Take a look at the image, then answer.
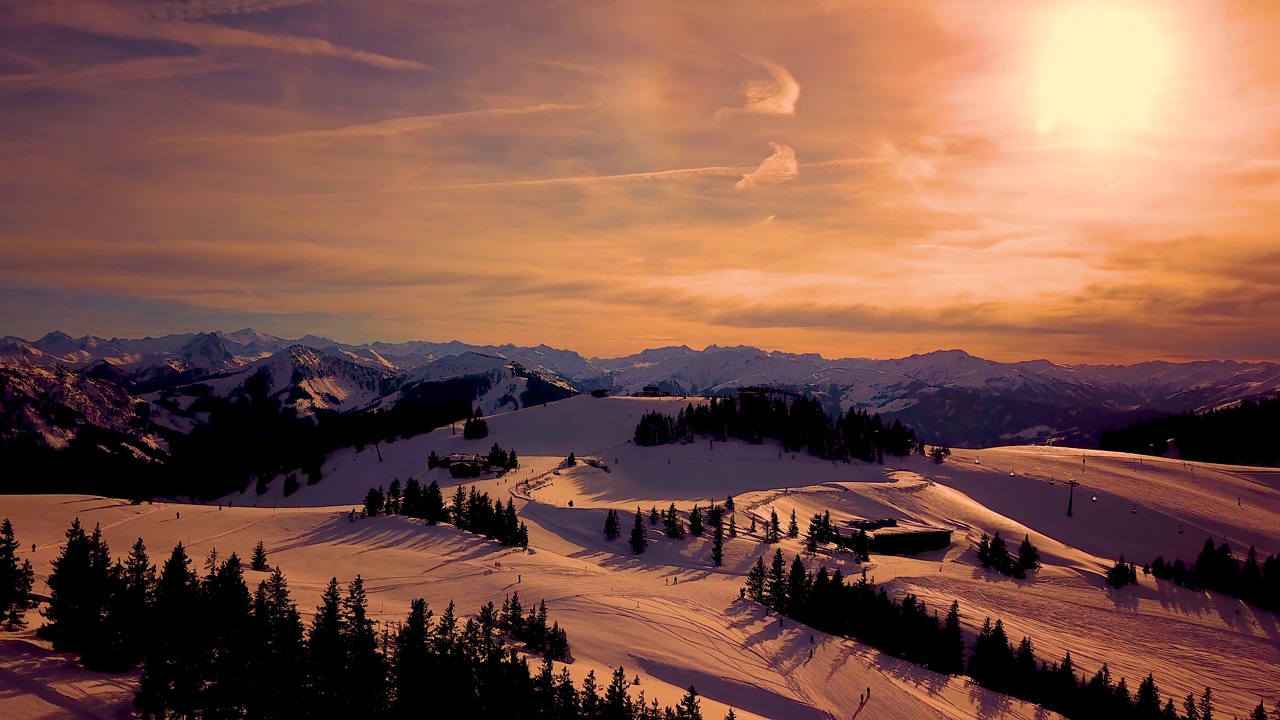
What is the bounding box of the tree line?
[363,481,530,549]
[1150,538,1280,614]
[14,517,750,719]
[741,550,1271,720]
[976,532,1040,579]
[1099,395,1280,466]
[634,396,918,463]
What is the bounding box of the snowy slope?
[192,345,397,417]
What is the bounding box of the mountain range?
[3,329,1280,453]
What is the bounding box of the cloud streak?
[716,55,801,118]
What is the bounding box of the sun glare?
[1037,4,1170,139]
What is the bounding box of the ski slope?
[2,397,1278,719]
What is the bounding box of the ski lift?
[1178,525,1184,534]
[1091,495,1098,503]
[1131,505,1138,514]
[1009,471,1016,476]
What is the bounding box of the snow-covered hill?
[192,345,399,417]
[0,363,161,454]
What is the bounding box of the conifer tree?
[787,509,799,539]
[765,549,787,609]
[1017,535,1040,573]
[749,516,757,534]
[711,521,724,567]
[745,556,766,601]
[1184,693,1201,720]
[1135,674,1162,718]
[725,496,735,513]
[603,666,632,720]
[342,576,387,716]
[768,509,780,543]
[1251,702,1269,720]
[940,600,965,675]
[251,540,269,572]
[649,506,660,525]
[675,686,702,720]
[629,509,647,555]
[423,480,446,524]
[136,543,202,719]
[1198,687,1214,720]
[247,568,305,720]
[785,555,808,615]
[604,510,621,542]
[0,519,34,630]
[117,538,155,667]
[201,553,253,719]
[306,578,346,716]
[689,505,704,537]
[728,515,737,538]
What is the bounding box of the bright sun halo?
[1037,4,1170,138]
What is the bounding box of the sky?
[2,0,1280,363]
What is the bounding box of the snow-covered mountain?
[5,328,1279,447]
[184,345,400,418]
[0,363,161,456]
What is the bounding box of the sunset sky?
[3,0,1279,362]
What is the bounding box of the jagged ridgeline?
[634,395,918,462]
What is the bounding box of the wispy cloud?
[716,56,801,118]
[736,143,799,189]
[10,3,426,71]
[248,104,595,143]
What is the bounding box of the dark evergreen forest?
[634,396,918,462]
[1099,396,1280,466]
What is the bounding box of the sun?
[1036,3,1171,138]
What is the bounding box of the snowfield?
[1,397,1277,719]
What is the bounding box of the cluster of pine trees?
[463,408,490,439]
[621,500,735,567]
[743,550,1270,720]
[966,617,1234,720]
[1106,557,1139,588]
[976,532,1040,579]
[31,520,746,719]
[1150,539,1280,613]
[634,397,918,463]
[1099,395,1280,466]
[362,481,529,548]
[0,519,35,629]
[744,550,964,675]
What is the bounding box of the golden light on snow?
[1036,3,1171,138]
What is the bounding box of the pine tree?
[689,505,704,537]
[603,666,632,720]
[765,549,787,610]
[423,480,446,524]
[247,568,305,720]
[201,553,253,719]
[804,514,821,555]
[728,515,737,538]
[0,519,34,630]
[725,496,735,513]
[785,555,808,615]
[768,509,780,543]
[787,509,799,539]
[342,576,387,715]
[40,519,112,657]
[306,578,346,716]
[1017,535,1040,573]
[711,521,724,567]
[629,509,647,555]
[1183,692,1201,720]
[649,506,660,526]
[604,510,621,542]
[1251,702,1269,720]
[1198,687,1214,720]
[115,537,155,667]
[675,686,702,720]
[1135,674,1162,718]
[940,600,965,675]
[136,543,202,719]
[745,556,766,601]
[251,540,269,572]
[749,516,757,534]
